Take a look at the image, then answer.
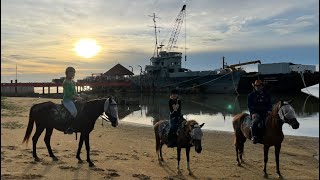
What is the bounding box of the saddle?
[51,101,85,130]
[244,115,267,140]
[158,118,187,146]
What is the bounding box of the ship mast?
[149,13,160,57]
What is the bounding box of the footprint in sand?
[2,146,17,150]
[105,155,128,160]
[1,173,44,179]
[91,167,104,172]
[58,165,79,171]
[104,169,120,178]
[132,173,151,180]
[131,155,139,160]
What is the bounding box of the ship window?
[161,62,164,66]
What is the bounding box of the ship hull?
[131,70,245,94]
[237,71,319,94]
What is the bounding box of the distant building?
[102,63,134,80]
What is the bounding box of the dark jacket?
[247,89,272,115]
[169,98,181,118]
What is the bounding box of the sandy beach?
[1,97,319,179]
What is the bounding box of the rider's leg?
[63,100,77,134]
[168,116,177,147]
[251,114,261,144]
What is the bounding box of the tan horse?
[232,100,300,178]
[154,119,204,175]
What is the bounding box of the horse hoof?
[89,162,95,167]
[278,174,283,179]
[34,157,41,162]
[189,172,194,176]
[263,173,268,178]
[78,160,84,164]
[52,157,58,161]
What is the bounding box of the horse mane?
[184,119,198,132]
[267,101,281,128]
[233,113,247,122]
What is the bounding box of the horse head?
[104,97,119,127]
[277,100,300,129]
[187,121,205,153]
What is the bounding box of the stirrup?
[64,128,74,134]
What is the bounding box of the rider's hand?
[75,96,83,101]
[252,114,257,119]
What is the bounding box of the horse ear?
[200,123,205,128]
[288,100,293,104]
[280,100,284,106]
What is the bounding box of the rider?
[63,67,83,134]
[168,89,182,147]
[247,79,272,144]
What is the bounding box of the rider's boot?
[167,129,176,148]
[64,116,75,134]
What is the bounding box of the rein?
[100,114,111,127]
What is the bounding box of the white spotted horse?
[154,119,204,176]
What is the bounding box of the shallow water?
[116,92,319,137]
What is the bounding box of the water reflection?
[116,93,319,137]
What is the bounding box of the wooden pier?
[1,81,132,95]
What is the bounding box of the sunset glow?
[73,39,101,58]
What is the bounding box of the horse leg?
[263,145,270,177]
[44,128,58,161]
[275,144,282,178]
[32,126,45,161]
[159,142,164,162]
[235,131,245,166]
[235,144,240,166]
[76,133,85,163]
[84,134,94,167]
[177,147,182,175]
[186,147,193,176]
[239,138,245,164]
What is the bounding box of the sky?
[1,0,319,82]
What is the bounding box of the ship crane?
[225,60,261,70]
[166,4,186,53]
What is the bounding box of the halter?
[190,124,203,141]
[278,103,295,124]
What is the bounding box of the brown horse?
[232,100,300,178]
[154,119,204,175]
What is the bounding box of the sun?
[73,39,101,58]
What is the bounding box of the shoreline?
[1,97,319,179]
[121,120,319,139]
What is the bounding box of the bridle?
[189,124,203,145]
[100,98,117,124]
[279,104,295,124]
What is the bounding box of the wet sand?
[1,97,319,179]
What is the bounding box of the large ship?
[237,62,319,94]
[130,5,246,94]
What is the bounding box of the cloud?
[1,0,318,82]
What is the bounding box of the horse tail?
[232,113,247,145]
[22,101,55,144]
[22,104,37,144]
